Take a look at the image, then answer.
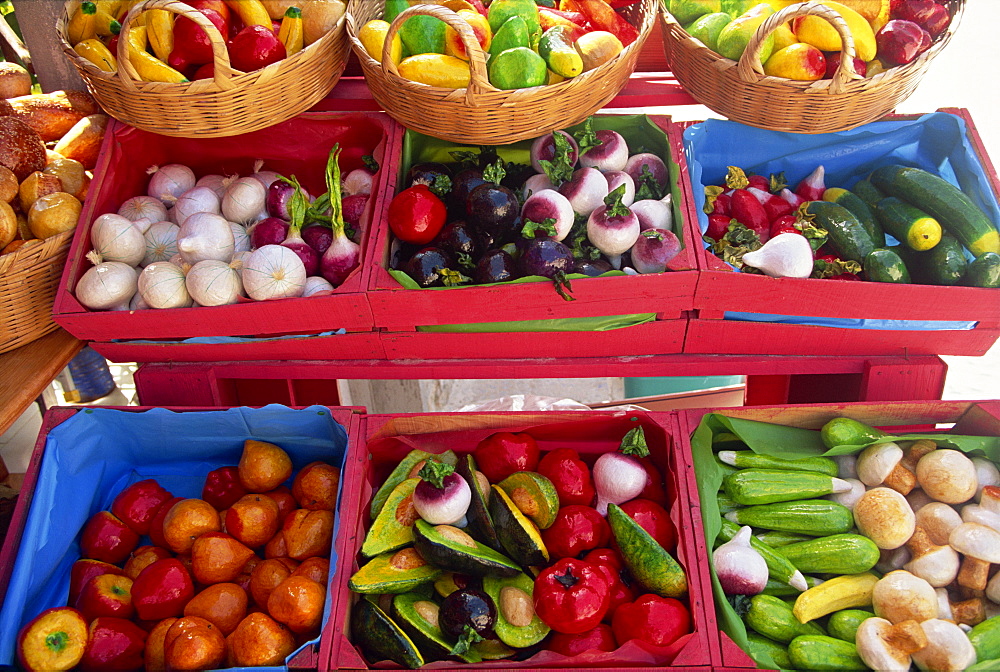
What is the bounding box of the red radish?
[523,173,556,197]
[779,188,806,209]
[794,166,826,201]
[587,185,639,269]
[249,217,289,249]
[302,223,332,254]
[342,194,369,234]
[770,214,800,238]
[707,214,734,240]
[747,186,794,221]
[630,229,681,274]
[530,130,579,174]
[711,192,732,216]
[521,190,575,242]
[579,130,629,172]
[604,171,635,207]
[319,144,360,286]
[747,174,770,192]
[267,179,310,220]
[559,167,609,217]
[623,153,668,192]
[730,189,770,242]
[342,167,374,197]
[631,199,672,231]
[412,459,471,525]
[593,427,650,516]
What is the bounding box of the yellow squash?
[793,572,879,624]
[278,6,305,56]
[224,0,272,28]
[398,54,471,88]
[73,38,118,72]
[145,8,174,61]
[126,25,188,83]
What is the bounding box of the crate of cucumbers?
[678,398,1000,671]
[326,410,717,669]
[668,108,1000,357]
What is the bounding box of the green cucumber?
[726,500,854,536]
[965,251,1000,288]
[716,491,740,515]
[776,534,880,575]
[756,530,813,547]
[716,450,838,477]
[537,26,582,78]
[826,609,874,644]
[824,187,885,247]
[870,164,1000,257]
[803,201,875,263]
[723,469,849,506]
[863,248,911,283]
[718,518,806,590]
[788,635,866,670]
[745,594,825,644]
[762,575,823,596]
[874,196,943,251]
[909,234,968,285]
[969,615,1000,662]
[852,178,885,210]
[608,503,687,598]
[747,631,791,669]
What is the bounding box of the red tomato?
[534,558,610,634]
[617,499,677,552]
[471,432,539,484]
[537,448,595,507]
[584,549,636,622]
[386,185,447,245]
[542,505,610,559]
[546,623,618,656]
[612,594,690,648]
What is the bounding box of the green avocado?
[608,503,687,598]
[412,519,521,578]
[497,471,559,530]
[392,592,483,663]
[351,598,424,669]
[488,485,549,568]
[455,455,503,551]
[349,548,442,594]
[362,478,419,558]
[482,572,550,648]
[371,450,457,519]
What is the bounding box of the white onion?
[172,186,221,225]
[168,252,186,268]
[131,217,153,235]
[139,262,192,309]
[76,254,139,310]
[118,195,168,223]
[242,244,306,301]
[129,292,149,310]
[230,222,251,252]
[250,159,281,190]
[302,276,334,296]
[231,250,252,278]
[143,221,180,266]
[186,259,243,306]
[147,163,196,206]
[90,213,146,267]
[222,177,267,224]
[196,173,237,199]
[177,212,235,264]
[342,168,374,197]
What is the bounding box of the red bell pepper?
[541,505,610,559]
[583,548,636,621]
[572,0,639,46]
[537,447,596,507]
[386,184,447,246]
[637,458,669,507]
[201,466,248,510]
[546,623,618,656]
[611,594,691,648]
[730,188,770,242]
[534,558,610,634]
[471,431,539,484]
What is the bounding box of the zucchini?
[719,518,806,590]
[909,234,968,285]
[537,26,583,78]
[803,201,875,263]
[756,530,813,547]
[747,631,791,669]
[824,187,885,247]
[726,500,854,536]
[788,635,866,670]
[863,248,911,283]
[762,575,824,597]
[965,251,1000,288]
[874,196,942,251]
[723,469,849,505]
[716,450,838,476]
[870,164,1000,256]
[776,534,880,575]
[826,609,875,644]
[969,615,1000,662]
[852,178,885,209]
[745,594,825,644]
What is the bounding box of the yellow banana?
[278,6,304,56]
[67,1,99,45]
[74,38,118,71]
[126,25,188,83]
[224,0,272,28]
[146,8,174,61]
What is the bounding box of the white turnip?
[522,173,555,198]
[604,171,635,206]
[586,185,639,269]
[630,228,681,274]
[530,130,579,174]
[624,153,668,195]
[558,167,608,217]
[631,199,673,232]
[520,190,574,242]
[579,130,628,172]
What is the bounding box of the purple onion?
[302,223,333,254]
[282,229,320,276]
[320,230,360,287]
[249,217,289,249]
[267,180,310,220]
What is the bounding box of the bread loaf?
[7,90,101,142]
[0,116,46,181]
[53,114,109,170]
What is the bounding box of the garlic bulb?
[118,195,168,223]
[138,262,192,309]
[76,254,139,310]
[90,213,146,267]
[186,259,243,306]
[742,232,814,278]
[177,212,235,264]
[714,526,769,596]
[143,221,180,266]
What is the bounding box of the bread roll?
[0,116,46,181]
[53,114,108,170]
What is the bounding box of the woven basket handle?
[116,0,240,92]
[739,2,861,94]
[381,3,496,105]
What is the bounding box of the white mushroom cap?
[903,528,960,588]
[916,449,978,504]
[855,487,916,550]
[914,502,963,546]
[950,522,1000,563]
[856,617,926,672]
[911,619,976,672]
[906,488,934,513]
[987,569,1000,605]
[858,442,916,494]
[961,502,1000,533]
[827,478,866,511]
[873,570,938,624]
[973,457,1000,502]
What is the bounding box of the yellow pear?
[716,4,776,62]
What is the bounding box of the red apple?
[69,559,124,605]
[824,51,868,79]
[78,616,147,672]
[202,466,248,511]
[17,607,89,672]
[896,0,951,37]
[132,558,195,621]
[123,545,173,580]
[79,511,140,565]
[148,496,184,549]
[876,19,929,66]
[76,574,135,622]
[110,479,174,536]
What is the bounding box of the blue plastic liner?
[684,112,1000,331]
[0,405,349,672]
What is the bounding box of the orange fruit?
[143,617,178,672]
[291,461,340,511]
[162,499,221,555]
[238,440,293,493]
[266,576,326,634]
[226,613,296,667]
[291,557,330,586]
[226,494,280,548]
[249,558,297,608]
[164,616,226,671]
[184,583,248,636]
[282,509,333,561]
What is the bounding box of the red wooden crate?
[52,112,402,360]
[667,108,1000,357]
[326,411,715,670]
[673,399,1000,668]
[363,115,701,335]
[0,404,364,672]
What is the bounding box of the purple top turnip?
[279,178,320,276]
[631,199,673,232]
[522,173,555,199]
[559,167,609,217]
[604,171,635,207]
[579,130,629,173]
[624,153,669,196]
[521,189,574,242]
[630,228,681,274]
[412,459,471,525]
[587,184,640,270]
[530,130,579,174]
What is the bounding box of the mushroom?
[877,547,912,574]
[988,600,1000,619]
[907,488,935,513]
[957,555,991,595]
[900,439,938,472]
[835,454,858,480]
[856,617,928,672]
[987,569,1000,604]
[981,485,1000,514]
[916,449,978,504]
[961,502,1000,532]
[855,487,916,550]
[872,570,939,624]
[827,478,866,510]
[934,588,987,627]
[903,527,960,587]
[915,502,963,546]
[973,458,1000,501]
[910,619,977,672]
[857,442,916,494]
[950,522,1000,563]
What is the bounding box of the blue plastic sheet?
[724,312,977,331]
[113,329,346,345]
[683,112,1000,331]
[0,405,349,672]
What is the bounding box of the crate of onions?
[52,112,397,362]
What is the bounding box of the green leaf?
[439,267,472,286]
[635,165,664,201]
[483,159,506,186]
[812,257,862,279]
[449,149,481,168]
[418,458,455,489]
[724,166,749,190]
[362,154,380,173]
[619,426,649,457]
[457,252,476,270]
[796,204,830,251]
[706,222,763,269]
[551,270,575,301]
[538,131,576,186]
[703,185,725,214]
[604,183,630,218]
[281,175,309,235]
[769,172,788,193]
[324,143,345,233]
[574,117,601,157]
[522,218,557,239]
[429,174,452,199]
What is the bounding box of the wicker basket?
[57,0,350,138]
[0,231,74,355]
[346,0,656,144]
[660,1,965,134]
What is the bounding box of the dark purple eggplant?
[390,238,421,270]
[574,258,613,277]
[436,219,480,259]
[519,238,576,301]
[449,168,486,213]
[404,247,468,287]
[408,161,452,185]
[466,183,520,244]
[440,588,496,655]
[474,249,516,284]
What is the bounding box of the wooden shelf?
[0,329,83,437]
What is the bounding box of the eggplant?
[449,168,486,213]
[404,247,455,287]
[466,183,520,245]
[474,249,516,284]
[408,162,452,187]
[390,238,421,270]
[436,220,481,260]
[574,258,613,277]
[439,588,497,641]
[518,238,574,279]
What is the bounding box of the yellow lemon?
[359,19,402,64]
[792,1,877,61]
